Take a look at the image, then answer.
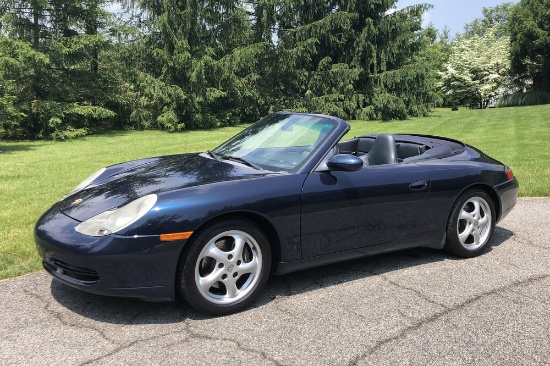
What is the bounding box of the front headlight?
[68,168,107,196]
[75,194,158,237]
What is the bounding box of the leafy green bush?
[372,93,408,121]
[0,93,26,138]
[496,91,550,108]
[29,101,116,139]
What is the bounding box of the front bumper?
[35,206,186,301]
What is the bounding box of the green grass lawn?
[1,105,549,280]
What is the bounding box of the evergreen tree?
[0,37,46,138]
[130,0,269,130]
[0,0,119,139]
[1,0,442,138]
[509,0,550,92]
[272,0,433,120]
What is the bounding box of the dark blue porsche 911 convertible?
[35,112,519,315]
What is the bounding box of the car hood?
[59,153,270,222]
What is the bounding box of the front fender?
[121,173,308,262]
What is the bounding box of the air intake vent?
[44,259,99,284]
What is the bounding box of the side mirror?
[327,154,363,171]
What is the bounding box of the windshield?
[213,113,337,172]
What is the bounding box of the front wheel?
[177,219,271,316]
[444,190,496,258]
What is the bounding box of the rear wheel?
[177,219,271,316]
[444,190,495,257]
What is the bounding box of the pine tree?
[509,0,550,92]
[271,0,433,120]
[1,0,118,139]
[130,0,269,130]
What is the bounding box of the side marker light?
[505,169,515,180]
[160,232,193,241]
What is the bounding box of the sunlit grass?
[1,104,549,279]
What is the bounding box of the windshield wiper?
[207,150,222,161]
[220,155,264,171]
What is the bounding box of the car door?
[300,163,430,258]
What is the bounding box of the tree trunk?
[33,5,39,49]
[86,4,99,73]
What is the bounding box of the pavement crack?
[264,277,297,316]
[270,297,297,317]
[78,330,189,365]
[507,288,549,305]
[363,270,449,310]
[499,260,525,270]
[347,273,549,366]
[161,335,192,348]
[184,320,283,365]
[513,235,549,250]
[23,289,118,346]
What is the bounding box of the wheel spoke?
[472,227,481,245]
[473,200,481,218]
[198,267,224,292]
[232,234,246,258]
[205,243,226,263]
[458,223,474,243]
[479,211,489,225]
[225,278,239,298]
[239,257,258,274]
[459,209,475,222]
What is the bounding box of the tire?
[177,219,271,316]
[444,190,496,258]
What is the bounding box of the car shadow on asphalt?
[49,226,513,323]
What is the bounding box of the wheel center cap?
[226,264,234,273]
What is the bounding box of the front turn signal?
[160,232,193,241]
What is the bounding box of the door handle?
[409,180,428,190]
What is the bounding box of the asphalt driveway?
[1,198,549,365]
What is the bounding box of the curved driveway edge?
[1,198,548,365]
